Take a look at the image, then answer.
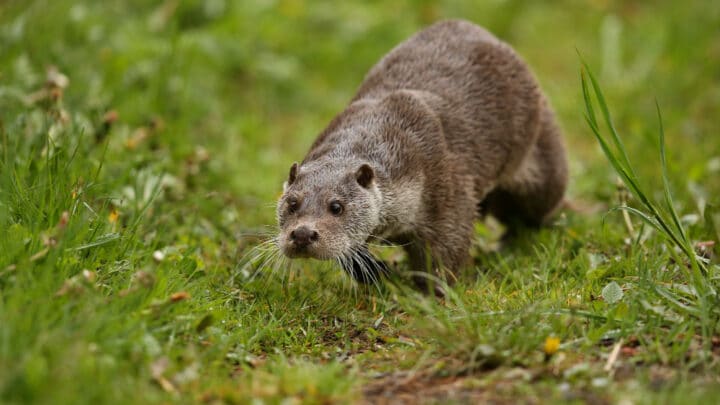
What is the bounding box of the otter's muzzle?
[289,226,319,249]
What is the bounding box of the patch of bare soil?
[360,370,549,405]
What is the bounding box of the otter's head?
[276,160,381,260]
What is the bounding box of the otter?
[275,19,568,287]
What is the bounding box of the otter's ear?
[284,163,298,191]
[355,164,374,188]
[287,162,298,185]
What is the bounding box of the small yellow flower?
[544,336,561,355]
[108,209,119,224]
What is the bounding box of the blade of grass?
[581,69,693,261]
[582,61,636,178]
[657,102,690,246]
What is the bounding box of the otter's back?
[353,19,544,180]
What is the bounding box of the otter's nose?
[290,226,319,248]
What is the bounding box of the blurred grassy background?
[2,0,718,224]
[1,0,719,403]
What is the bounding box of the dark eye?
[287,197,299,214]
[328,201,344,216]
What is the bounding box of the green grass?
[1,1,720,403]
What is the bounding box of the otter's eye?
[287,197,299,214]
[328,201,344,216]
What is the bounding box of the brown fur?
[276,20,568,285]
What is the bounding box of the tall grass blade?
[580,68,693,262]
[582,61,636,178]
[580,60,715,343]
[656,102,689,244]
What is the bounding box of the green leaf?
[602,281,624,304]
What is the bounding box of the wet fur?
[277,20,568,285]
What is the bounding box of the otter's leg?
[402,240,436,291]
[482,108,568,227]
[405,206,475,294]
[404,236,470,295]
[340,245,389,284]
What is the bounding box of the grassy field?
[1,0,720,403]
